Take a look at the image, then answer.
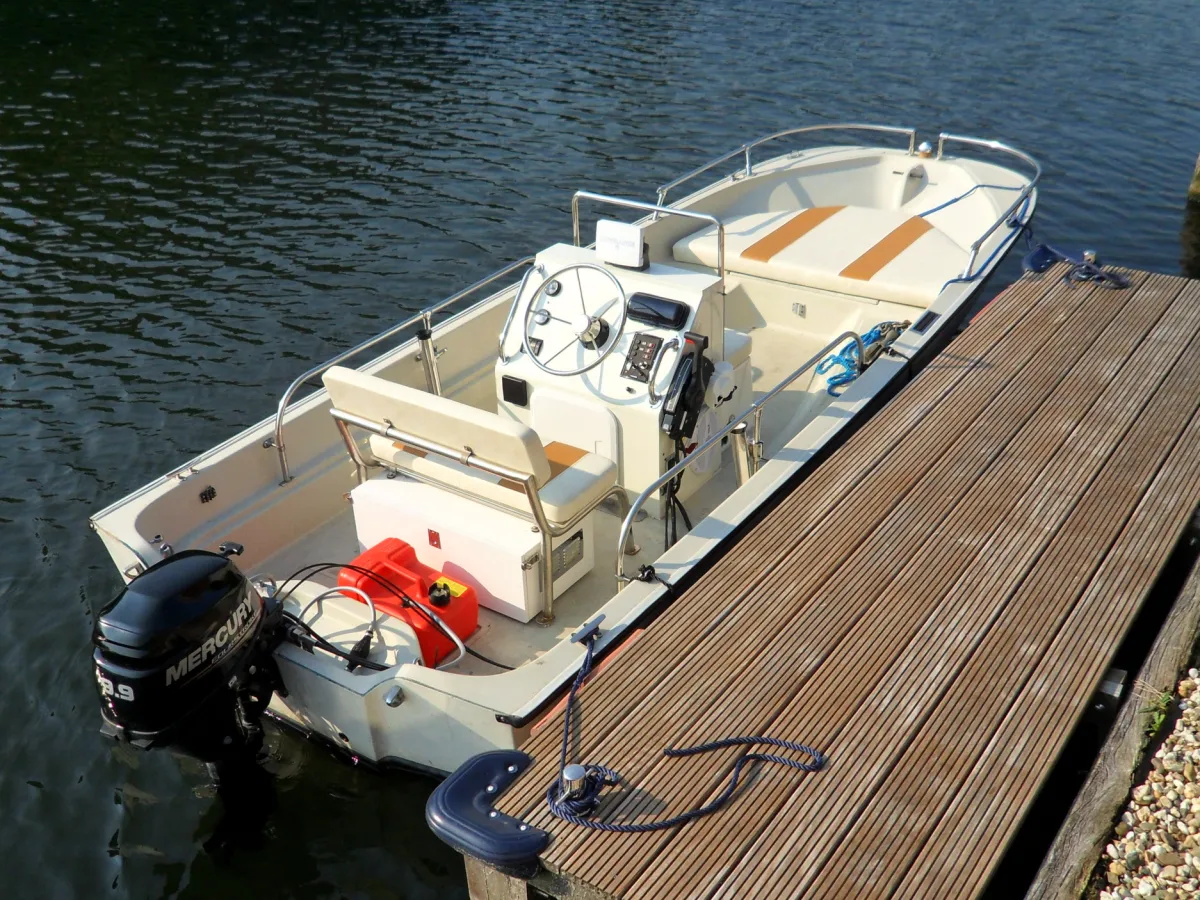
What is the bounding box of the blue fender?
[1022,243,1068,274]
[425,750,549,879]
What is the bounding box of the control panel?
[620,333,664,383]
[495,241,727,517]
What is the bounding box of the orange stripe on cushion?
[741,206,844,262]
[544,441,589,480]
[839,216,933,281]
[390,441,427,459]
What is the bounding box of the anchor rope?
[815,321,908,397]
[545,629,824,832]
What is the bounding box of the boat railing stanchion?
[935,132,1042,279]
[750,406,765,473]
[416,310,443,396]
[731,422,752,487]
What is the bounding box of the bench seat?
[322,366,618,525]
[673,205,970,307]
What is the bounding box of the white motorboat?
[89,126,1039,775]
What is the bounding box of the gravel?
[1099,670,1200,900]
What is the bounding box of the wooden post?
[463,856,531,900]
[1191,152,1200,204]
[1024,553,1200,900]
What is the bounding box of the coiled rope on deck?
[1021,243,1131,289]
[815,321,909,397]
[545,627,825,832]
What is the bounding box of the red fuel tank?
[338,537,478,667]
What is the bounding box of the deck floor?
[492,265,1200,899]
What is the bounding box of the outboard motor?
[92,542,285,767]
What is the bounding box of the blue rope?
[545,633,825,832]
[815,321,905,397]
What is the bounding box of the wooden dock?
[456,265,1200,899]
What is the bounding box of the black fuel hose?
[278,562,514,671]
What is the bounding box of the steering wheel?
[521,263,628,377]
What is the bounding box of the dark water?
[2,1,1197,897]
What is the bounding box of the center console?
[495,243,752,517]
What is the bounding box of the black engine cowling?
[92,546,284,763]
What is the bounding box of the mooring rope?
[545,628,824,832]
[1021,243,1131,289]
[815,321,908,397]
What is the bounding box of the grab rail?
[615,329,865,588]
[655,123,918,206]
[497,263,545,364]
[936,133,1041,278]
[271,256,536,484]
[571,191,726,280]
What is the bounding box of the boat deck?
[256,320,830,677]
[482,264,1200,899]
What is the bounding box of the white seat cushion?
[368,434,616,524]
[324,365,618,524]
[673,206,968,308]
[536,448,617,522]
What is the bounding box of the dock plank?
[637,272,1189,900]
[899,352,1200,896]
[485,266,1200,900]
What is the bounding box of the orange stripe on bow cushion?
[740,206,845,262]
[839,216,933,281]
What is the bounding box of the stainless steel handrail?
[615,329,865,588]
[936,133,1042,278]
[270,256,536,484]
[497,263,544,364]
[570,191,725,280]
[655,123,918,206]
[646,337,680,407]
[655,145,748,207]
